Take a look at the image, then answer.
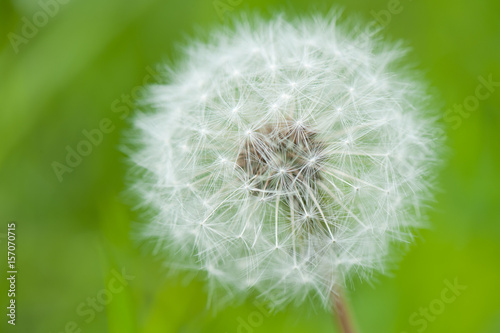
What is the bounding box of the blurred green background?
[1,0,499,332]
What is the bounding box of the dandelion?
[126,12,441,331]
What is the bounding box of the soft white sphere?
[128,13,440,309]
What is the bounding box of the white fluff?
[127,12,441,309]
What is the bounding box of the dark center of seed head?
[237,121,324,195]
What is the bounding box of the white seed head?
[127,13,441,309]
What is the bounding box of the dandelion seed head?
[127,12,441,309]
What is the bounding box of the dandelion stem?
[331,288,357,333]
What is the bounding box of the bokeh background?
[1,0,499,332]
